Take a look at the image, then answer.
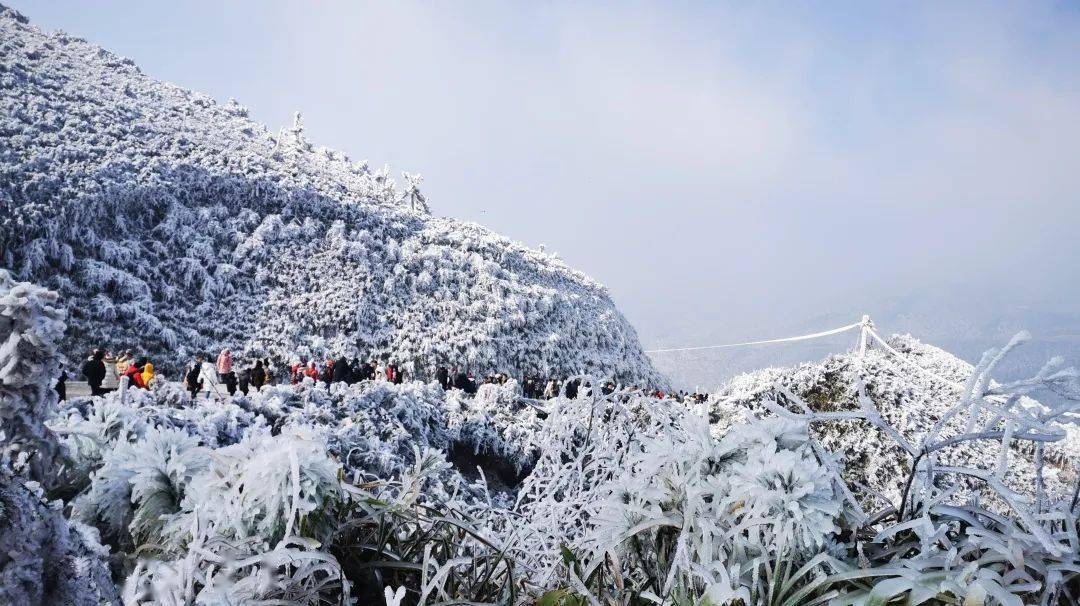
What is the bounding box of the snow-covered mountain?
[710,333,1079,508]
[0,5,666,385]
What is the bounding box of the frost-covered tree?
[399,171,430,214]
[0,268,65,485]
[0,269,118,605]
[0,468,121,605]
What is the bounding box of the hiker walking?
[251,360,266,392]
[565,378,579,399]
[115,350,132,378]
[141,361,155,389]
[55,369,67,402]
[543,378,558,399]
[123,357,147,389]
[82,349,107,396]
[332,356,352,384]
[348,357,364,383]
[387,363,402,384]
[185,356,204,399]
[217,348,236,395]
[262,358,274,385]
[238,364,251,396]
[322,359,335,387]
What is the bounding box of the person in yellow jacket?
[141,361,155,388]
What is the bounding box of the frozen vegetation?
[712,334,1080,514]
[2,4,1080,605]
[2,268,1079,604]
[0,5,665,386]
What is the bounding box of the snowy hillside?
[711,333,1080,507]
[0,5,665,385]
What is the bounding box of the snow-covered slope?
[711,334,1080,506]
[0,5,666,386]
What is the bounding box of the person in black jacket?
[55,369,67,402]
[435,366,449,390]
[82,349,107,396]
[453,368,469,391]
[347,358,363,384]
[185,356,204,399]
[453,369,477,394]
[251,361,266,391]
[332,357,352,384]
[358,360,374,382]
[565,378,580,399]
[238,365,251,396]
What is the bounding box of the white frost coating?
[27,328,1080,602]
[711,333,1080,508]
[0,467,121,605]
[0,268,66,484]
[53,378,542,603]
[0,270,118,605]
[4,4,1080,603]
[0,6,666,388]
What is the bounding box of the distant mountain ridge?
[0,5,666,385]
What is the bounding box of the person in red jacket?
[124,358,147,389]
[304,361,320,382]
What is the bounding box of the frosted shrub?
[573,414,841,601]
[0,467,121,605]
[722,420,840,551]
[52,396,150,498]
[122,527,349,605]
[327,445,518,604]
[120,429,349,604]
[508,387,689,590]
[73,427,209,549]
[168,427,342,549]
[445,380,543,477]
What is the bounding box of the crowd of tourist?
[79,349,155,396]
[78,346,711,404]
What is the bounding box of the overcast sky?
[12,1,1080,353]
